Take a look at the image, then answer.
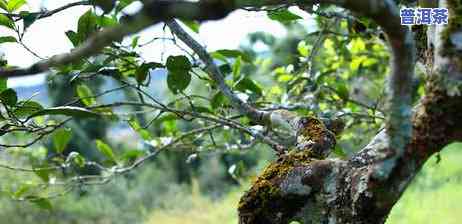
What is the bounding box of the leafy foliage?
[0,0,428,215]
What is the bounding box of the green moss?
[238,151,314,223]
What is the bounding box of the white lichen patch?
[280,168,312,195]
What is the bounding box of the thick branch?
[0,0,237,78]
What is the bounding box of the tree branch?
[166,20,270,125]
[0,1,91,20]
[0,0,237,78]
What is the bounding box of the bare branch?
[1,1,91,20]
[166,20,270,125]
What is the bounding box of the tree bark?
[238,0,462,223]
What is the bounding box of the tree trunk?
[238,0,462,223]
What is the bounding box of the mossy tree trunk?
[238,1,462,223]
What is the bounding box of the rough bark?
[237,0,462,223]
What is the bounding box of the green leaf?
[350,38,366,54]
[235,78,263,96]
[166,55,191,71]
[65,30,80,47]
[212,50,252,63]
[166,56,192,94]
[32,198,52,210]
[95,139,117,163]
[136,62,163,84]
[77,10,97,42]
[0,14,15,29]
[167,70,191,94]
[219,64,232,75]
[72,153,86,167]
[76,84,96,106]
[336,83,349,101]
[128,118,151,140]
[0,36,16,44]
[131,36,140,48]
[192,106,212,114]
[0,88,17,106]
[19,11,38,30]
[211,92,229,109]
[297,41,310,57]
[232,56,242,80]
[0,78,6,91]
[121,149,145,162]
[0,0,7,11]
[91,0,115,13]
[29,106,99,118]
[7,0,26,12]
[52,128,72,153]
[13,184,30,198]
[180,19,200,33]
[267,9,302,22]
[115,0,134,13]
[33,165,50,182]
[96,15,117,27]
[13,100,43,117]
[333,145,347,158]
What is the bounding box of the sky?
[0,0,312,87]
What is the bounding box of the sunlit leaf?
[297,41,310,57]
[76,84,96,106]
[0,0,7,11]
[267,9,302,23]
[7,0,26,12]
[96,15,117,27]
[0,14,15,29]
[52,128,73,153]
[95,139,117,163]
[13,184,30,199]
[128,118,152,140]
[232,56,242,81]
[350,38,366,54]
